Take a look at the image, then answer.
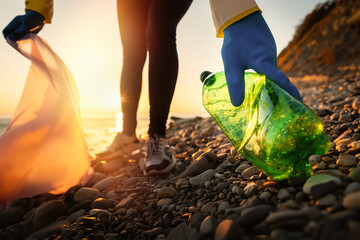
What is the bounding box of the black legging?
[117,0,192,137]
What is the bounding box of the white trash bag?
[0,34,91,203]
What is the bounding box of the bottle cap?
[200,71,212,83]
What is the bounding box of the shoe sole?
[95,142,143,160]
[140,155,176,176]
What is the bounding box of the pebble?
[315,194,337,207]
[74,187,104,203]
[344,182,360,195]
[343,191,360,209]
[349,167,360,181]
[235,163,250,174]
[167,223,201,240]
[244,182,257,196]
[67,209,86,223]
[92,176,116,191]
[218,201,230,211]
[277,188,291,201]
[214,219,239,240]
[158,187,178,198]
[115,196,134,209]
[179,151,217,178]
[302,174,342,199]
[237,205,272,228]
[200,216,217,236]
[337,153,357,167]
[157,198,172,207]
[91,198,113,209]
[189,169,215,187]
[241,166,259,179]
[201,203,217,213]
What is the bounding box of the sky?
[0,0,328,116]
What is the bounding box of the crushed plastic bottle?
[201,71,331,180]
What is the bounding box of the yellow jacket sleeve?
[209,0,260,38]
[25,0,54,23]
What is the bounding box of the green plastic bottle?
[201,71,331,180]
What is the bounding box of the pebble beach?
[1,74,360,240]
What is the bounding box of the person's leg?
[117,0,150,136]
[146,0,193,137]
[141,0,192,175]
[96,0,150,160]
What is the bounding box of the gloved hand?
[222,11,302,107]
[3,10,45,41]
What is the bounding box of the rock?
[201,202,217,213]
[343,191,360,209]
[200,216,217,236]
[145,227,164,236]
[241,166,259,179]
[266,210,304,224]
[26,220,70,240]
[85,171,106,187]
[302,174,342,199]
[315,194,337,207]
[235,163,250,174]
[237,205,272,228]
[337,153,357,167]
[350,140,360,149]
[214,219,239,240]
[91,198,113,209]
[344,182,360,195]
[102,160,123,173]
[157,198,172,207]
[218,201,230,211]
[167,223,201,240]
[67,209,86,222]
[277,188,291,201]
[189,212,204,227]
[259,192,272,201]
[176,178,190,188]
[74,187,104,203]
[309,155,321,166]
[92,176,116,191]
[0,206,26,228]
[189,169,215,187]
[179,152,217,178]
[24,200,68,234]
[352,97,360,110]
[115,196,134,209]
[244,182,257,196]
[89,209,109,216]
[301,206,322,220]
[349,167,360,181]
[158,187,178,198]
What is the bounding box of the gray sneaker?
[96,133,143,160]
[140,135,176,175]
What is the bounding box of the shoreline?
[1,75,360,240]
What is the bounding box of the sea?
[0,113,209,156]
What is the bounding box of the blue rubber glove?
[222,11,302,107]
[3,10,45,41]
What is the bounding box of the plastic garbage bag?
[0,34,91,203]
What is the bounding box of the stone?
[167,223,201,240]
[24,200,68,233]
[277,188,291,201]
[337,153,357,167]
[26,220,70,240]
[235,163,250,174]
[201,202,217,213]
[200,216,217,236]
[158,187,178,198]
[218,201,230,211]
[350,140,360,149]
[302,174,342,199]
[115,196,134,209]
[237,205,272,228]
[344,182,360,195]
[214,219,239,240]
[244,182,257,196]
[85,171,106,187]
[241,166,259,179]
[349,167,360,181]
[189,169,215,187]
[352,97,360,110]
[315,194,337,207]
[259,191,272,201]
[176,178,189,188]
[189,212,204,227]
[91,198,113,209]
[343,191,360,209]
[309,155,321,166]
[179,151,217,178]
[67,209,86,222]
[157,198,172,207]
[102,160,123,174]
[74,187,104,203]
[266,210,304,224]
[92,176,116,191]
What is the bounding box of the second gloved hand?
[221,11,302,107]
[3,10,45,41]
